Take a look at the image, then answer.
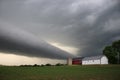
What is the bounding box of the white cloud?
[49,42,79,55]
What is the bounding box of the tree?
[55,63,64,66]
[33,64,40,67]
[45,63,51,66]
[103,40,120,64]
[41,64,44,67]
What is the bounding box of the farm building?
[67,58,72,65]
[72,57,83,65]
[67,57,83,65]
[82,55,108,65]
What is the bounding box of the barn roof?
[82,55,105,60]
[72,57,84,60]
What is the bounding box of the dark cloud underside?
[0,0,120,58]
[0,27,74,59]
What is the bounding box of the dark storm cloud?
[0,26,74,59]
[0,0,120,57]
[77,1,120,56]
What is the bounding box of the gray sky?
[0,0,120,65]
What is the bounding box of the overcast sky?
[0,0,120,65]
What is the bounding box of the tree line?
[103,40,120,64]
[19,63,65,67]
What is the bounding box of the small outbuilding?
[82,55,108,65]
[72,57,83,65]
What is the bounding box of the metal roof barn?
[82,55,108,65]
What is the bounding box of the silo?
[67,58,72,65]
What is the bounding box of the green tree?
[55,63,64,66]
[103,40,120,64]
[45,63,51,66]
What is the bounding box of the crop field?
[0,65,120,80]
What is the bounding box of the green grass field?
[0,65,120,80]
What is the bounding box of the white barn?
[82,55,108,65]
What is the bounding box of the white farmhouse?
[82,55,108,65]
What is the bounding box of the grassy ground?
[0,65,120,80]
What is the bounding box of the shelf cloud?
[0,0,120,59]
[0,26,74,59]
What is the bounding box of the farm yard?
[0,65,120,80]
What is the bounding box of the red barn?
[72,57,83,65]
